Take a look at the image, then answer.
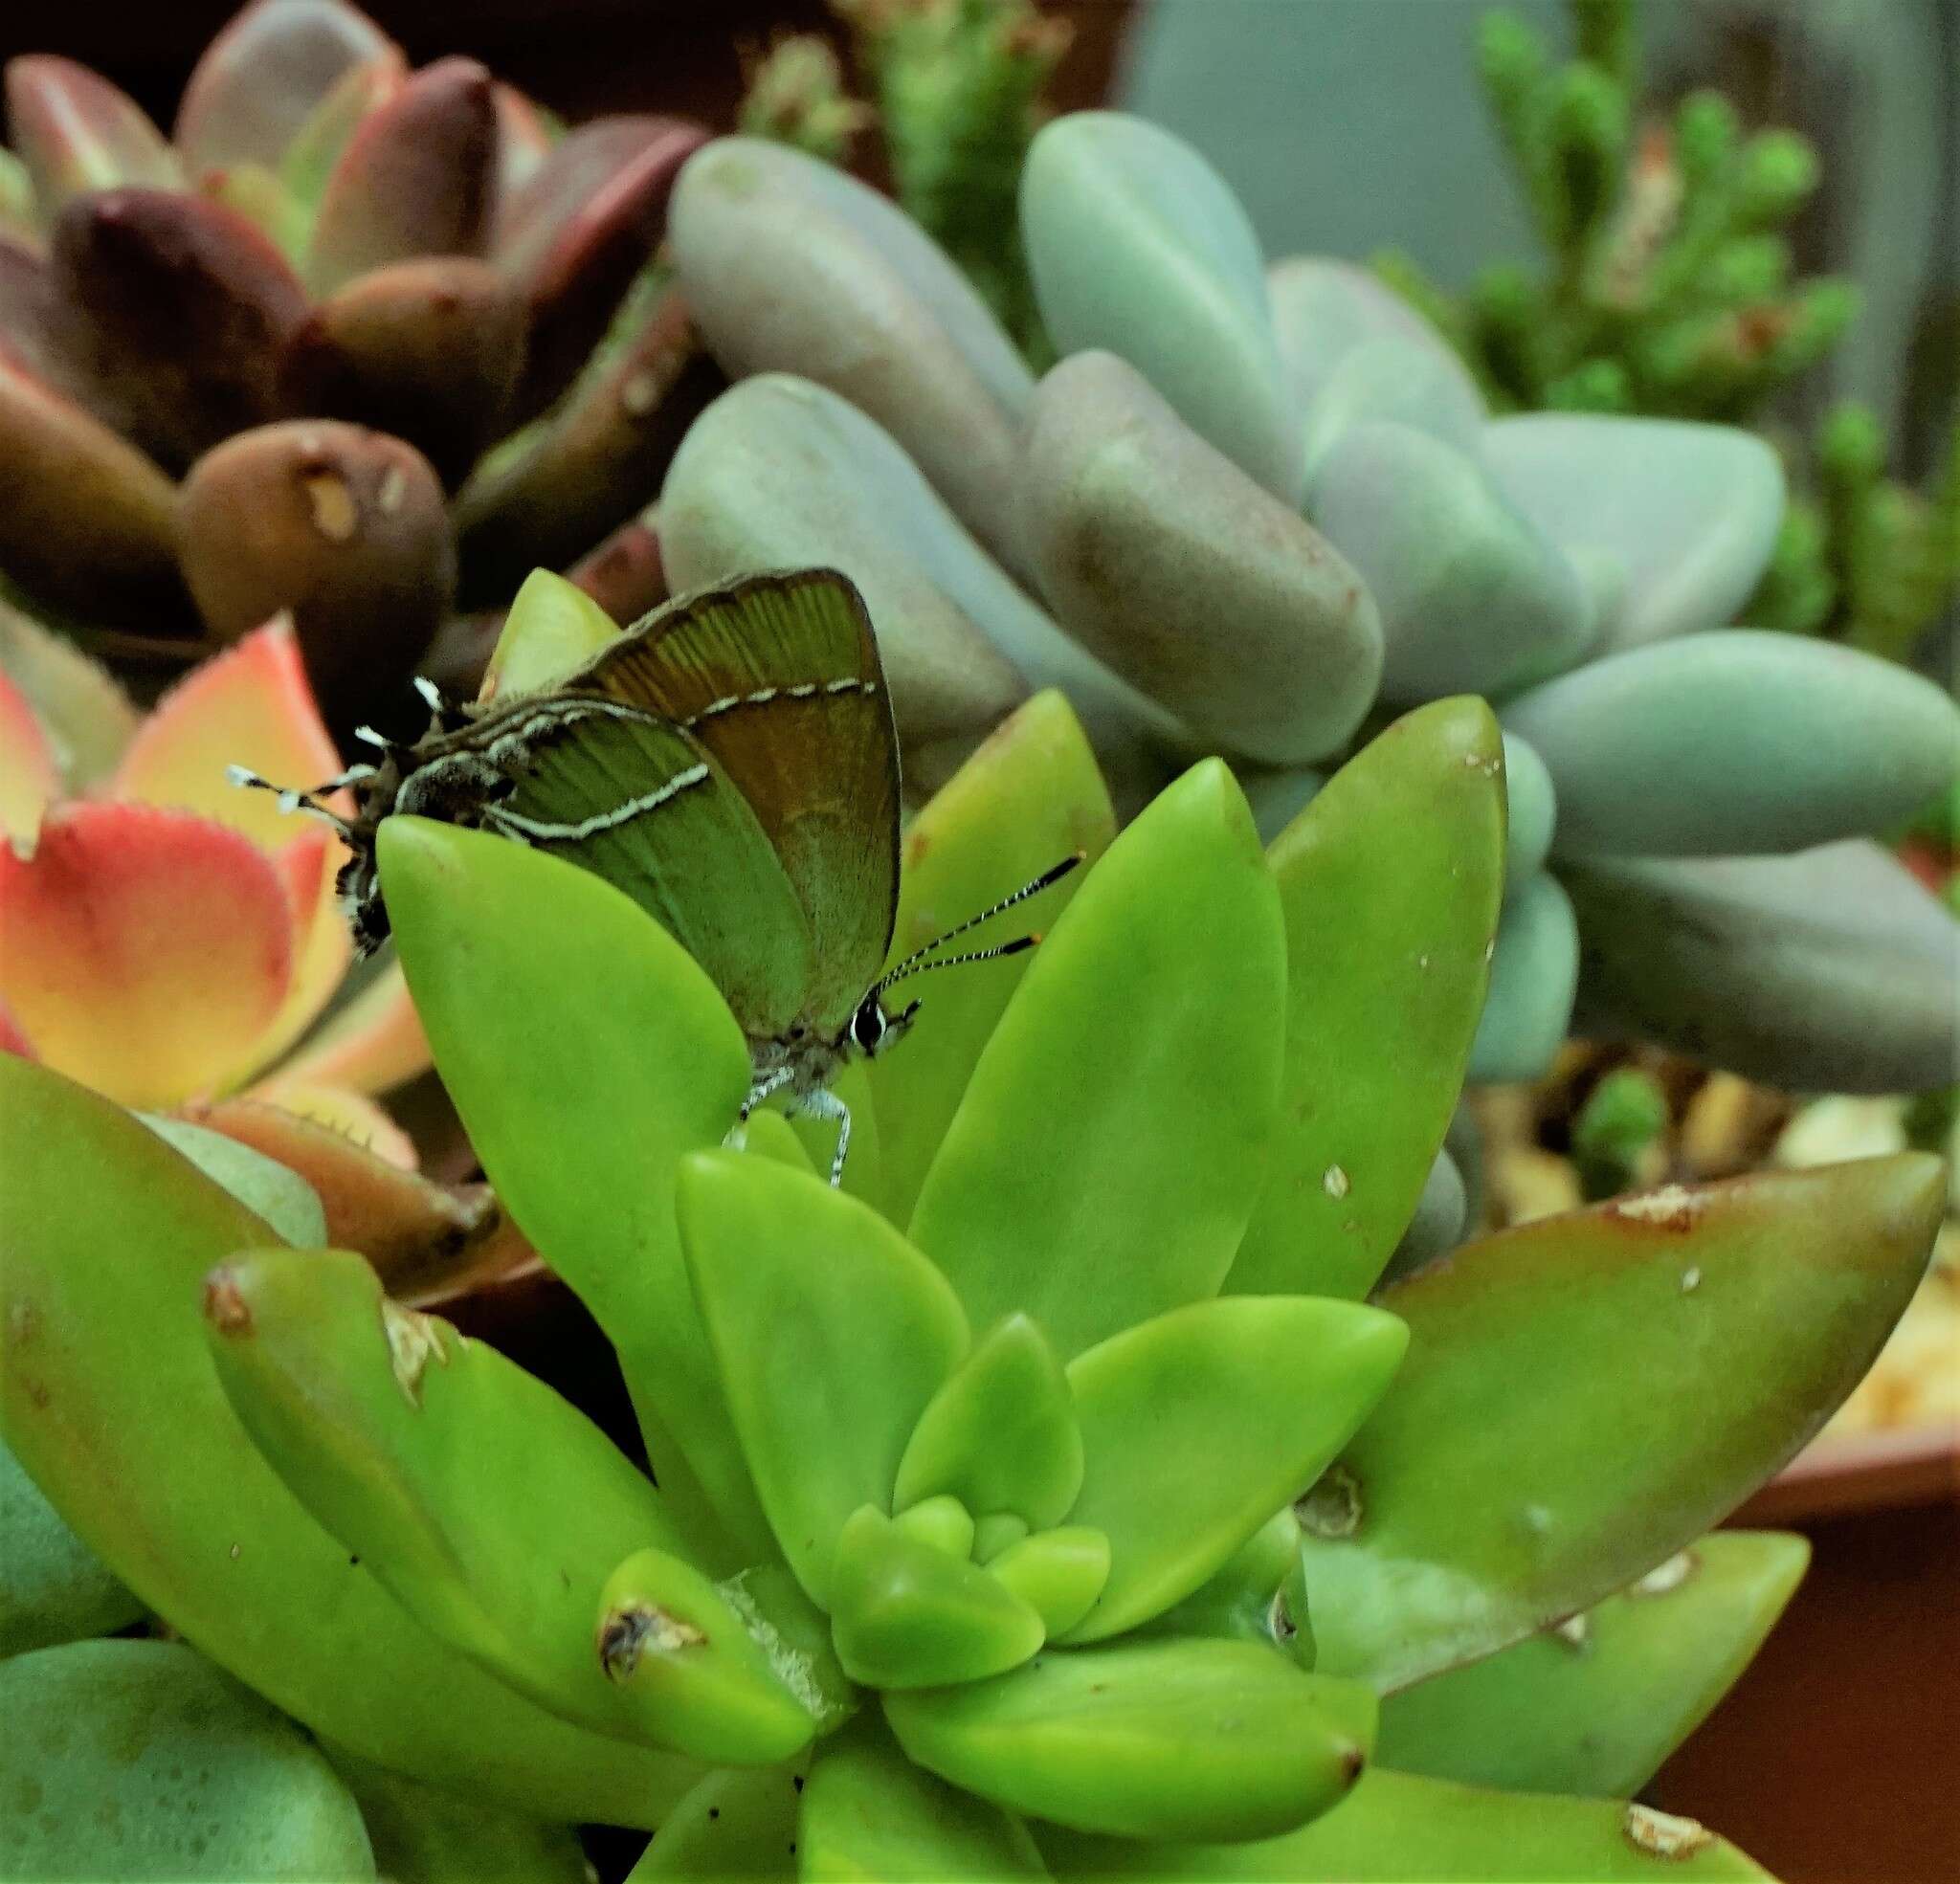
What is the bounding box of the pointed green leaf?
[677,1152,969,1607]
[1,1433,143,1656]
[1038,1768,1769,1878]
[885,1639,1377,1843]
[742,1107,816,1175]
[802,1718,1051,1881]
[911,761,1285,1359]
[484,566,621,700]
[1228,698,1504,1298]
[719,1559,857,1738]
[869,692,1115,1223]
[203,1245,698,1746]
[828,1505,1044,1689]
[1060,1297,1406,1642]
[0,1059,700,1826]
[597,1547,817,1764]
[1302,1157,1943,1692]
[894,1314,1083,1530]
[1378,1530,1809,1796]
[987,1528,1111,1639]
[0,1640,373,1881]
[378,816,761,1568]
[892,1494,978,1561]
[975,1514,1032,1562]
[628,1763,805,1881]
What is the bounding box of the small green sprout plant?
[3,677,1943,1877]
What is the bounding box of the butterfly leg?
[793,1085,853,1187]
[724,1064,795,1152]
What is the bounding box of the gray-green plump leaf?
[1377,1530,1809,1798]
[1022,111,1301,503]
[1566,840,1960,1093]
[1,1433,144,1657]
[1468,873,1579,1085]
[1482,415,1786,649]
[670,137,1035,573]
[1038,1768,1770,1878]
[1021,351,1382,766]
[1501,732,1557,891]
[139,1114,326,1249]
[1300,337,1487,480]
[0,1639,374,1881]
[1503,632,1960,857]
[1309,420,1594,699]
[1267,256,1459,420]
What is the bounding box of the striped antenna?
[225,763,368,837]
[874,852,1082,996]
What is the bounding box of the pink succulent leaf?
[198,161,311,262]
[175,0,398,176]
[0,801,297,1109]
[109,615,345,852]
[4,55,182,215]
[0,667,60,844]
[276,958,430,1097]
[249,1074,416,1169]
[304,55,498,296]
[566,509,667,627]
[51,188,309,470]
[493,115,707,420]
[0,595,141,789]
[0,356,189,628]
[278,255,525,484]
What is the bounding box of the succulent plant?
[656,109,1959,1097]
[0,0,713,720]
[3,683,1943,1874]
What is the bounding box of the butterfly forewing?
[485,702,815,1042]
[573,570,901,1033]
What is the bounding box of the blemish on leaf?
[597,1603,707,1681]
[1323,1164,1350,1200]
[228,1542,240,1561]
[1550,1613,1590,1651]
[7,1299,40,1347]
[1609,1184,1703,1231]
[1681,1266,1703,1293]
[1296,1463,1363,1539]
[202,1272,252,1336]
[1623,1803,1714,1860]
[377,465,407,516]
[301,466,357,542]
[380,1298,448,1406]
[621,370,661,417]
[1630,1550,1699,1598]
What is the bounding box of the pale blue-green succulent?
[657,113,1958,1097]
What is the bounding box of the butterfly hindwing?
[479,698,815,1042]
[571,570,901,1034]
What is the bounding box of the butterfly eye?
[850,1005,885,1054]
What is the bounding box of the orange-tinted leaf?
[251,1075,416,1169]
[0,802,294,1107]
[277,960,430,1097]
[236,828,351,1084]
[109,617,345,851]
[0,669,58,844]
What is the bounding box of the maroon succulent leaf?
[278,255,526,486]
[566,511,668,626]
[304,55,499,297]
[0,236,100,412]
[175,0,398,176]
[492,115,708,422]
[277,49,408,217]
[454,273,723,605]
[177,418,456,718]
[4,55,182,215]
[52,188,310,471]
[0,358,191,629]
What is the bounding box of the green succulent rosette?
[1,691,1943,1877]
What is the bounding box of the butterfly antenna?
[874,851,1083,995]
[225,763,367,838]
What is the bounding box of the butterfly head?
[844,992,921,1062]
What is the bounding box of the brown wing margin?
[570,569,902,1031]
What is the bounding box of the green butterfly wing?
[480,700,815,1043]
[571,570,901,1034]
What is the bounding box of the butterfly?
[232,568,1079,1181]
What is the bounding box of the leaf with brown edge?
[1298,1157,1945,1694]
